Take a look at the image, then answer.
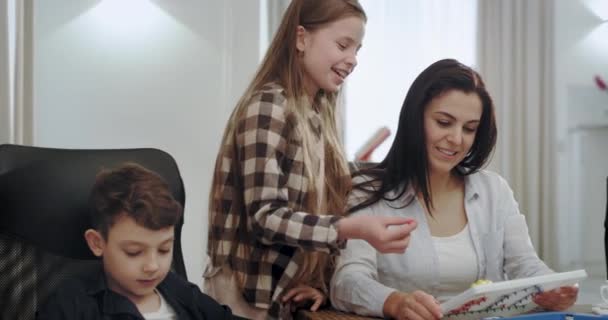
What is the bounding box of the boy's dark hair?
[89,162,183,238]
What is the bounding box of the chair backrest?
[0,144,187,319]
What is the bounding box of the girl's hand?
[533,285,578,311]
[338,215,418,253]
[282,284,326,312]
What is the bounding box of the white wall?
[28,0,608,283]
[32,0,262,284]
[554,0,608,276]
[344,0,478,162]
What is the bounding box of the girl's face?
[423,90,482,176]
[296,16,365,97]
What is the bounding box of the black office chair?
[0,144,187,319]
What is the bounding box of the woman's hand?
[282,284,326,312]
[338,215,417,253]
[533,285,578,311]
[383,290,443,320]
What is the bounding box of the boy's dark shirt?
[35,269,247,320]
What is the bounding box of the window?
[345,0,478,161]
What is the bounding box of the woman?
[330,59,578,320]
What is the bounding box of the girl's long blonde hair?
[209,0,367,292]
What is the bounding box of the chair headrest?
[0,144,185,260]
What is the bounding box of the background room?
[1,0,607,304]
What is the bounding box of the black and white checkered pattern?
[207,83,345,319]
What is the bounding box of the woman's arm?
[330,238,398,316]
[330,237,441,319]
[496,175,577,311]
[497,175,553,278]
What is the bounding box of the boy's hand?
[282,284,326,312]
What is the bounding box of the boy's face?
[85,213,174,304]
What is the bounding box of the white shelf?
[568,122,608,132]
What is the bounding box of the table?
[295,305,595,320]
[295,309,378,320]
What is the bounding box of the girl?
[330,59,578,320]
[204,1,415,319]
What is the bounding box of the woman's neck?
[428,170,461,195]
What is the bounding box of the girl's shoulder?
[239,82,289,120]
[258,81,286,94]
[249,82,287,106]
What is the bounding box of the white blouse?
[432,224,478,302]
[330,170,553,317]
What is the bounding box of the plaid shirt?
[206,83,345,319]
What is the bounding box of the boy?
[36,163,246,320]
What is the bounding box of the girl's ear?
[84,229,105,257]
[296,25,307,52]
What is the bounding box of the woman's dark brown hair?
[350,59,497,213]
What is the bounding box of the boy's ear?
[84,229,105,257]
[296,25,307,52]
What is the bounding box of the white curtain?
[0,0,33,145]
[266,0,290,43]
[478,0,556,266]
[0,2,35,316]
[0,0,10,143]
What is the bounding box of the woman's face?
[423,89,482,176]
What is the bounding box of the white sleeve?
[330,236,397,317]
[499,176,553,278]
